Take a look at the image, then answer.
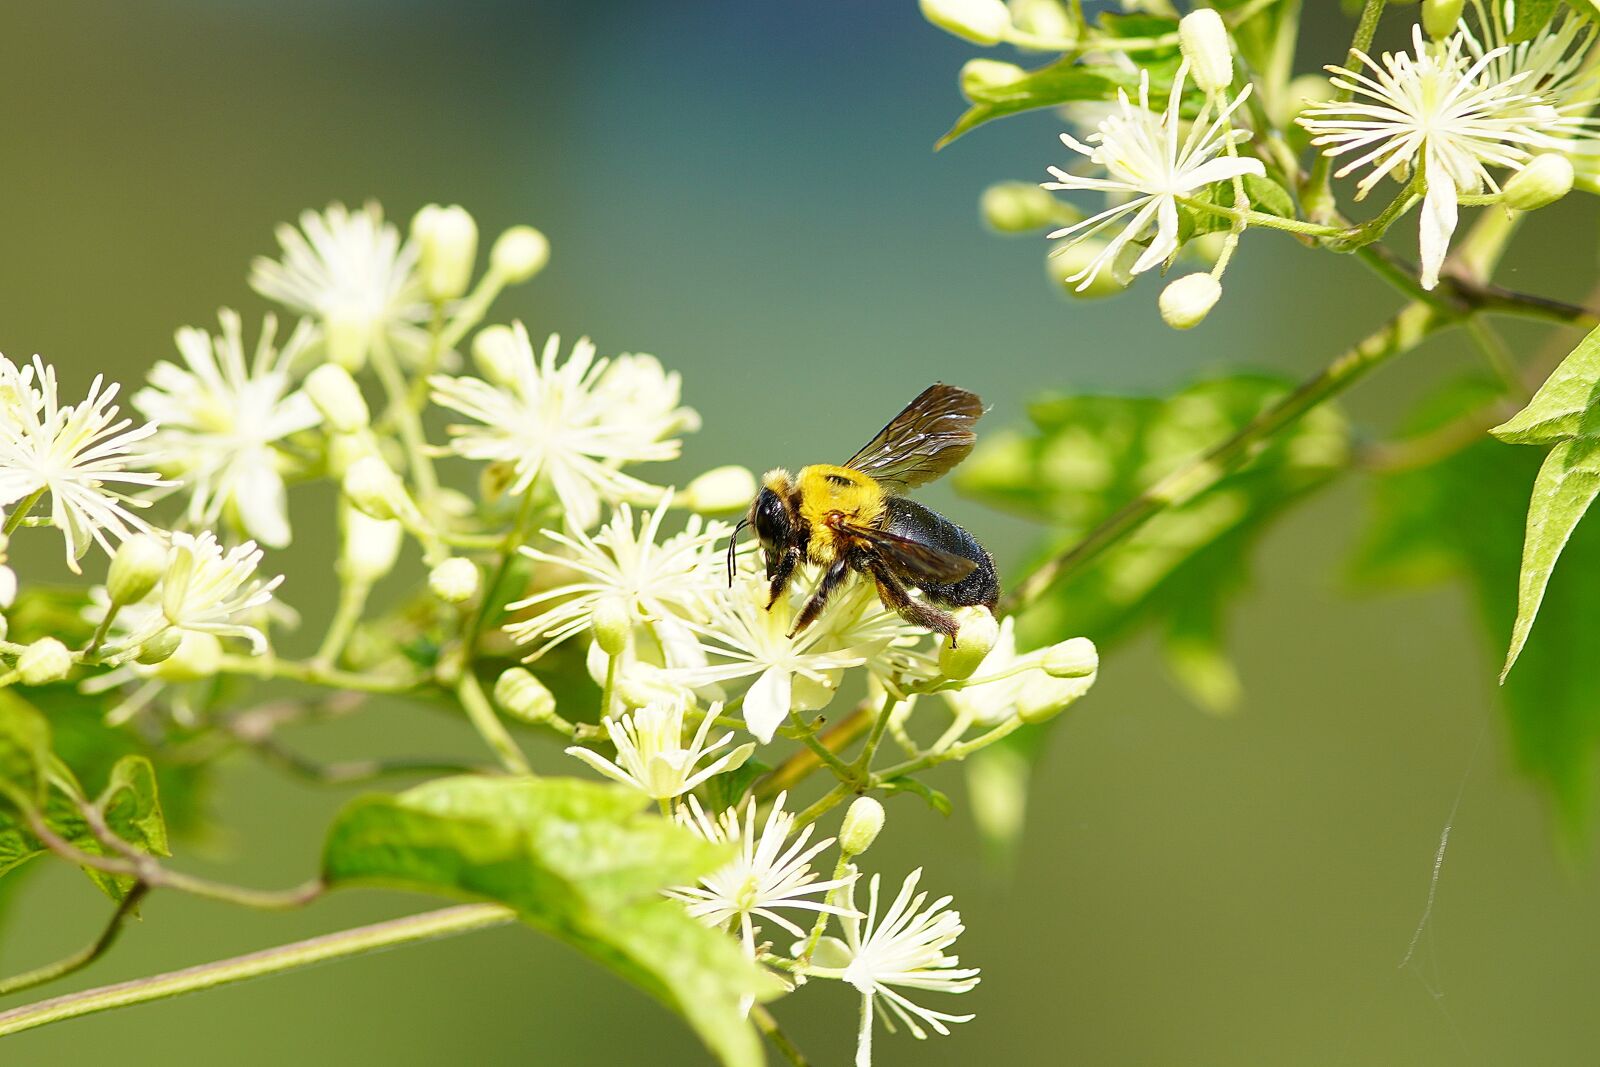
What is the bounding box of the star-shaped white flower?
[802,868,980,1067]
[1300,26,1560,289]
[134,310,320,548]
[431,325,698,530]
[1042,60,1264,291]
[565,699,754,801]
[667,791,857,958]
[143,531,283,653]
[0,355,166,572]
[505,492,727,660]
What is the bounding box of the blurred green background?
[3,1,1600,1064]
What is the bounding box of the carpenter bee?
[727,383,998,640]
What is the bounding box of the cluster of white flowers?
[1011,2,1600,325]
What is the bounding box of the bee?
[728,383,998,640]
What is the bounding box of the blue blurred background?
[2,1,1598,1063]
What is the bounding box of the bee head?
[727,470,795,586]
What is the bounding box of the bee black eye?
[752,488,788,547]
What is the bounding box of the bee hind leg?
[869,562,959,641]
[788,560,851,639]
[765,547,800,609]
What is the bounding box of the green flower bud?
[981,181,1063,234]
[152,631,223,682]
[489,226,550,284]
[682,465,758,513]
[17,638,71,686]
[1504,154,1574,211]
[107,534,168,605]
[1042,636,1098,678]
[1016,652,1098,724]
[1158,272,1222,330]
[1048,241,1127,299]
[920,0,1011,44]
[135,627,183,665]
[1179,9,1232,93]
[839,796,885,856]
[494,667,556,724]
[428,558,480,604]
[323,308,371,372]
[591,595,632,656]
[411,203,478,303]
[305,364,370,434]
[342,456,412,522]
[471,324,522,387]
[339,506,404,585]
[1275,73,1335,127]
[1423,0,1465,38]
[938,606,1001,680]
[960,58,1025,100]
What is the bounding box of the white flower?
[803,868,980,1067]
[1042,61,1264,291]
[505,492,727,660]
[430,324,697,530]
[1299,26,1559,289]
[0,355,165,572]
[672,573,888,744]
[145,531,283,653]
[133,310,320,548]
[667,791,857,957]
[249,201,427,363]
[565,699,755,800]
[1462,0,1600,132]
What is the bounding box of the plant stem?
[369,334,441,514]
[2,487,46,536]
[0,904,515,1038]
[876,717,1025,782]
[787,708,858,783]
[752,1005,811,1067]
[456,671,532,775]
[312,578,371,670]
[1302,0,1387,222]
[756,705,873,801]
[216,655,423,695]
[0,884,148,997]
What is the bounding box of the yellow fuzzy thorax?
[795,464,885,563]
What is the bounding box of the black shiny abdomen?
[881,497,998,610]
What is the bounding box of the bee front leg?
[765,547,800,609]
[788,560,851,639]
[869,562,959,640]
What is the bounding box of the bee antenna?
[726,518,750,587]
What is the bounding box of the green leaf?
[99,755,170,859]
[1353,377,1600,837]
[699,757,769,812]
[1511,0,1561,41]
[0,692,50,807]
[960,374,1348,709]
[1490,322,1600,444]
[939,61,1133,148]
[323,776,780,1067]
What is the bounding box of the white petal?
[743,666,792,744]
[1418,161,1459,291]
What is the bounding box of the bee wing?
[843,522,978,586]
[843,383,984,494]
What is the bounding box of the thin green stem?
[2,487,46,537]
[216,655,423,695]
[791,784,849,831]
[461,485,541,660]
[437,271,511,353]
[369,334,440,513]
[456,670,532,775]
[82,602,122,658]
[851,691,900,780]
[877,717,1025,781]
[0,904,515,1038]
[1464,316,1529,397]
[787,708,857,783]
[753,1004,811,1067]
[0,884,148,997]
[1303,0,1387,222]
[312,578,371,670]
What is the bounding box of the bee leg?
[765,547,800,609]
[868,562,959,640]
[788,560,851,639]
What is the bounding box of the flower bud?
[411,203,478,302]
[798,934,854,970]
[1042,636,1098,678]
[323,307,371,372]
[981,181,1062,233]
[1016,648,1098,724]
[339,506,404,585]
[152,631,223,682]
[682,466,757,513]
[135,627,183,665]
[494,667,556,724]
[1274,73,1336,126]
[342,456,412,522]
[1504,154,1574,211]
[471,324,522,387]
[1158,272,1222,330]
[839,796,885,856]
[1048,241,1127,299]
[489,226,550,284]
[919,0,1010,44]
[305,364,370,434]
[107,534,168,605]
[16,637,71,686]
[591,595,633,656]
[938,606,1001,681]
[1179,9,1232,94]
[1423,0,1465,38]
[960,58,1025,100]
[428,557,480,604]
